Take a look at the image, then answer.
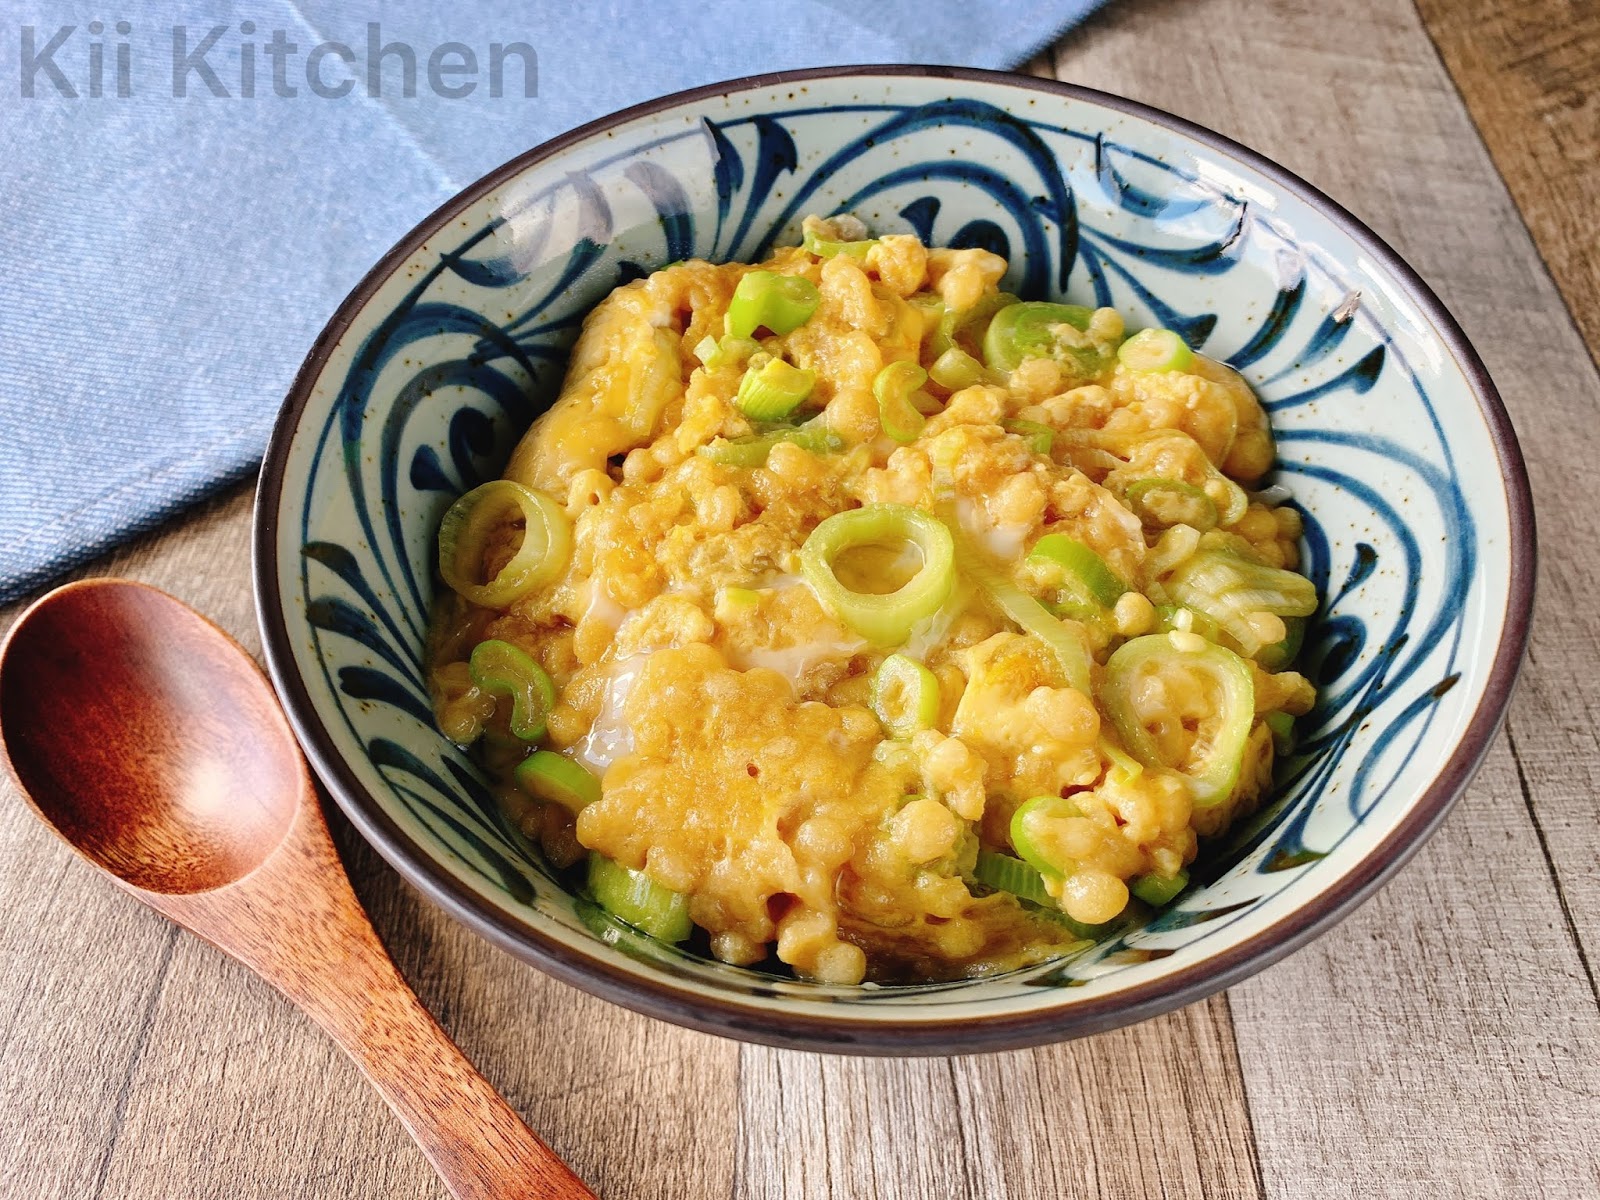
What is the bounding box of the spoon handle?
[302,942,595,1200]
[163,799,596,1200]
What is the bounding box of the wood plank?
[1415,0,1600,1010]
[738,1048,973,1199]
[1416,0,1600,359]
[0,484,740,1199]
[1231,744,1600,1197]
[736,996,1260,1199]
[954,995,1262,1199]
[1051,0,1600,1195]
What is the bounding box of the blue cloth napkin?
[0,0,1106,603]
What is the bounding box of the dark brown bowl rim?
[252,64,1536,1056]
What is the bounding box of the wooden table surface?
[4,0,1597,1196]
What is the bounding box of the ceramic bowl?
[254,66,1533,1055]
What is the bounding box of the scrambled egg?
[428,216,1316,983]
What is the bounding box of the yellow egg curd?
[427,215,1317,984]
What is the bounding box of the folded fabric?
[0,0,1107,602]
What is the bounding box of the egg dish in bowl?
[426,217,1321,986]
[255,67,1532,1053]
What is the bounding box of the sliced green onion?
[1212,477,1251,527]
[871,653,941,738]
[1151,604,1224,643]
[698,420,843,468]
[950,290,1020,332]
[1101,634,1256,808]
[736,356,816,421]
[1125,478,1219,531]
[873,361,930,443]
[944,516,1094,695]
[982,301,1095,373]
[1003,419,1055,456]
[514,750,601,814]
[438,480,572,608]
[927,292,1018,359]
[1098,734,1145,781]
[468,640,555,742]
[1028,533,1126,613]
[1256,615,1307,672]
[929,346,987,391]
[976,844,1119,940]
[1167,550,1319,658]
[802,226,875,259]
[1118,328,1194,373]
[1009,794,1082,878]
[586,853,692,943]
[726,270,820,339]
[912,294,950,354]
[1130,869,1189,907]
[1264,710,1297,756]
[974,848,1056,907]
[800,504,955,646]
[695,333,761,369]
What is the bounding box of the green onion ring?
[800,504,955,647]
[437,480,571,608]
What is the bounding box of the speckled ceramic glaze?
[254,67,1533,1054]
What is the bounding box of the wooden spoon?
[0,578,595,1200]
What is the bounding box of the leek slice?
[800,504,955,646]
[871,653,941,737]
[1166,550,1318,658]
[1008,794,1082,879]
[586,854,693,943]
[514,750,601,813]
[1003,419,1055,456]
[1129,869,1190,906]
[1125,478,1218,531]
[1028,533,1126,612]
[1117,328,1194,373]
[726,271,819,338]
[975,843,1121,941]
[698,420,842,468]
[982,301,1094,372]
[437,480,571,608]
[944,517,1094,695]
[802,227,875,259]
[929,346,988,391]
[873,361,930,443]
[468,640,555,742]
[1101,633,1256,807]
[973,848,1056,907]
[695,333,761,369]
[736,356,816,421]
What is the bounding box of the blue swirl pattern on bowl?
[257,69,1528,1049]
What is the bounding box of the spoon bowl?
[1,580,297,893]
[0,578,593,1200]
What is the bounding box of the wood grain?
[1416,0,1600,360]
[0,579,594,1199]
[735,997,1263,1199]
[3,0,1600,1196]
[1415,0,1600,1011]
[1052,0,1600,1195]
